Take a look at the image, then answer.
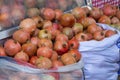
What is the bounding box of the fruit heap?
[0,4,118,69]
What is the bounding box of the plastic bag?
[0,56,84,80]
[79,23,120,80]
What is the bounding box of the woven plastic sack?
[0,56,84,80]
[78,23,120,80]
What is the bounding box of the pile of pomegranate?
[0,4,119,70]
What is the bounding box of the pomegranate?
[72,23,83,35]
[45,27,61,40]
[4,39,21,56]
[98,15,111,24]
[0,5,10,21]
[54,9,63,20]
[87,24,101,34]
[75,32,88,42]
[42,20,53,29]
[8,74,21,80]
[45,0,58,9]
[42,8,55,21]
[37,47,53,58]
[47,72,60,80]
[32,16,43,29]
[61,53,76,65]
[52,23,63,31]
[51,51,58,61]
[13,29,30,44]
[14,51,29,62]
[19,18,36,34]
[89,7,103,20]
[111,17,119,24]
[116,10,120,20]
[59,13,76,27]
[0,46,7,56]
[29,56,38,65]
[55,33,68,41]
[52,60,64,68]
[27,8,40,18]
[38,38,53,49]
[22,42,37,57]
[68,49,82,62]
[79,17,96,29]
[26,75,40,80]
[38,29,52,40]
[82,6,91,15]
[71,7,86,20]
[32,28,40,37]
[35,57,52,69]
[105,30,116,37]
[11,3,25,25]
[93,30,105,41]
[102,4,116,17]
[62,27,74,40]
[86,33,93,40]
[30,37,39,46]
[24,0,37,8]
[54,40,69,55]
[58,0,68,11]
[68,37,79,50]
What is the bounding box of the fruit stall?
[0,0,120,80]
